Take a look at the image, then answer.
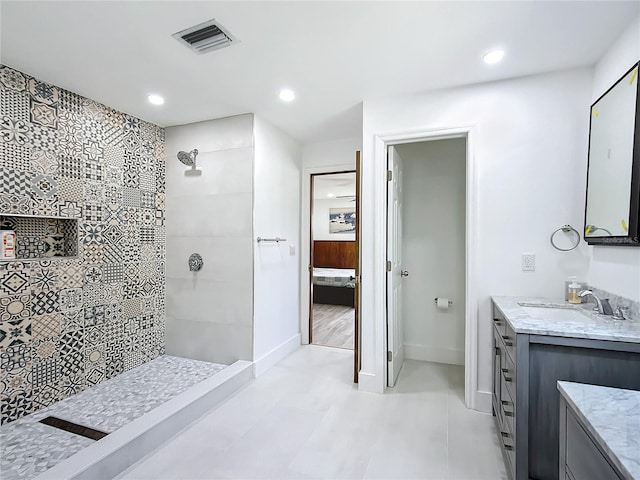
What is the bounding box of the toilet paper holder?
[434,298,453,306]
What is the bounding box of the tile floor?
[118,346,507,479]
[0,355,226,480]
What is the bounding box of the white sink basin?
[519,305,595,322]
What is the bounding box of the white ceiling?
[1,1,638,143]
[313,173,356,200]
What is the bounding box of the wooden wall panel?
[313,241,356,269]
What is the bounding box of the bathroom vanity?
[558,381,639,480]
[491,296,640,480]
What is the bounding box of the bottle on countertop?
[1,230,16,260]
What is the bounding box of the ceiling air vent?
[173,19,237,54]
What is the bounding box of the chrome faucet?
[578,290,613,315]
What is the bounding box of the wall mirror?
[584,61,640,246]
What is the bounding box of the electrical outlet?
[522,253,535,271]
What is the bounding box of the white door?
[387,146,405,387]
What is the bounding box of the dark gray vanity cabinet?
[559,396,625,480]
[492,305,640,480]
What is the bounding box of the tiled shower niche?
[0,215,78,260]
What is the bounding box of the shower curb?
[36,360,254,480]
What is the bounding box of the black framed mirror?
[584,61,640,246]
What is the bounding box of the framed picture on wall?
[329,207,356,234]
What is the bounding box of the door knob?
[401,270,409,277]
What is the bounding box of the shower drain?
[39,416,109,440]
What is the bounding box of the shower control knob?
[401,270,409,277]
[188,253,203,272]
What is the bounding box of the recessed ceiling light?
[327,193,335,198]
[147,94,165,105]
[483,49,505,65]
[279,88,295,102]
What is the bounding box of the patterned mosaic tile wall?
[0,65,166,424]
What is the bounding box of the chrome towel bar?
[256,237,287,243]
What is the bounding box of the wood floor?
[311,303,354,350]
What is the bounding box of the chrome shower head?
[177,149,198,167]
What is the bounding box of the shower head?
[177,149,198,167]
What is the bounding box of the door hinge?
[386,260,392,272]
[308,264,312,273]
[387,351,392,362]
[387,170,392,181]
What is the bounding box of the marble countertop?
[492,296,640,343]
[558,381,640,479]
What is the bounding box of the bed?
[312,241,356,307]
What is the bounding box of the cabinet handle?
[502,335,513,347]
[503,444,514,451]
[500,431,511,438]
[501,400,512,406]
[501,368,513,382]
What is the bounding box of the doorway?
[386,138,468,389]
[310,171,357,350]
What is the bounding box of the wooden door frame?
[375,126,479,410]
[301,163,359,381]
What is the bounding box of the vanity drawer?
[493,330,503,426]
[501,347,516,400]
[500,374,516,438]
[501,427,516,480]
[493,308,507,336]
[502,321,516,361]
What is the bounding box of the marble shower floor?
[0,355,226,480]
[312,303,355,350]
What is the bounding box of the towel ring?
[550,225,580,251]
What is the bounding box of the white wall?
[300,137,361,343]
[313,197,356,241]
[303,137,361,169]
[397,139,466,366]
[253,116,303,373]
[361,68,593,400]
[165,114,254,365]
[588,15,640,302]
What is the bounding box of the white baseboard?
[253,333,301,377]
[358,371,383,393]
[404,344,464,366]
[474,389,492,414]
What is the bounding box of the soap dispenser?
[567,278,582,304]
[565,276,576,301]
